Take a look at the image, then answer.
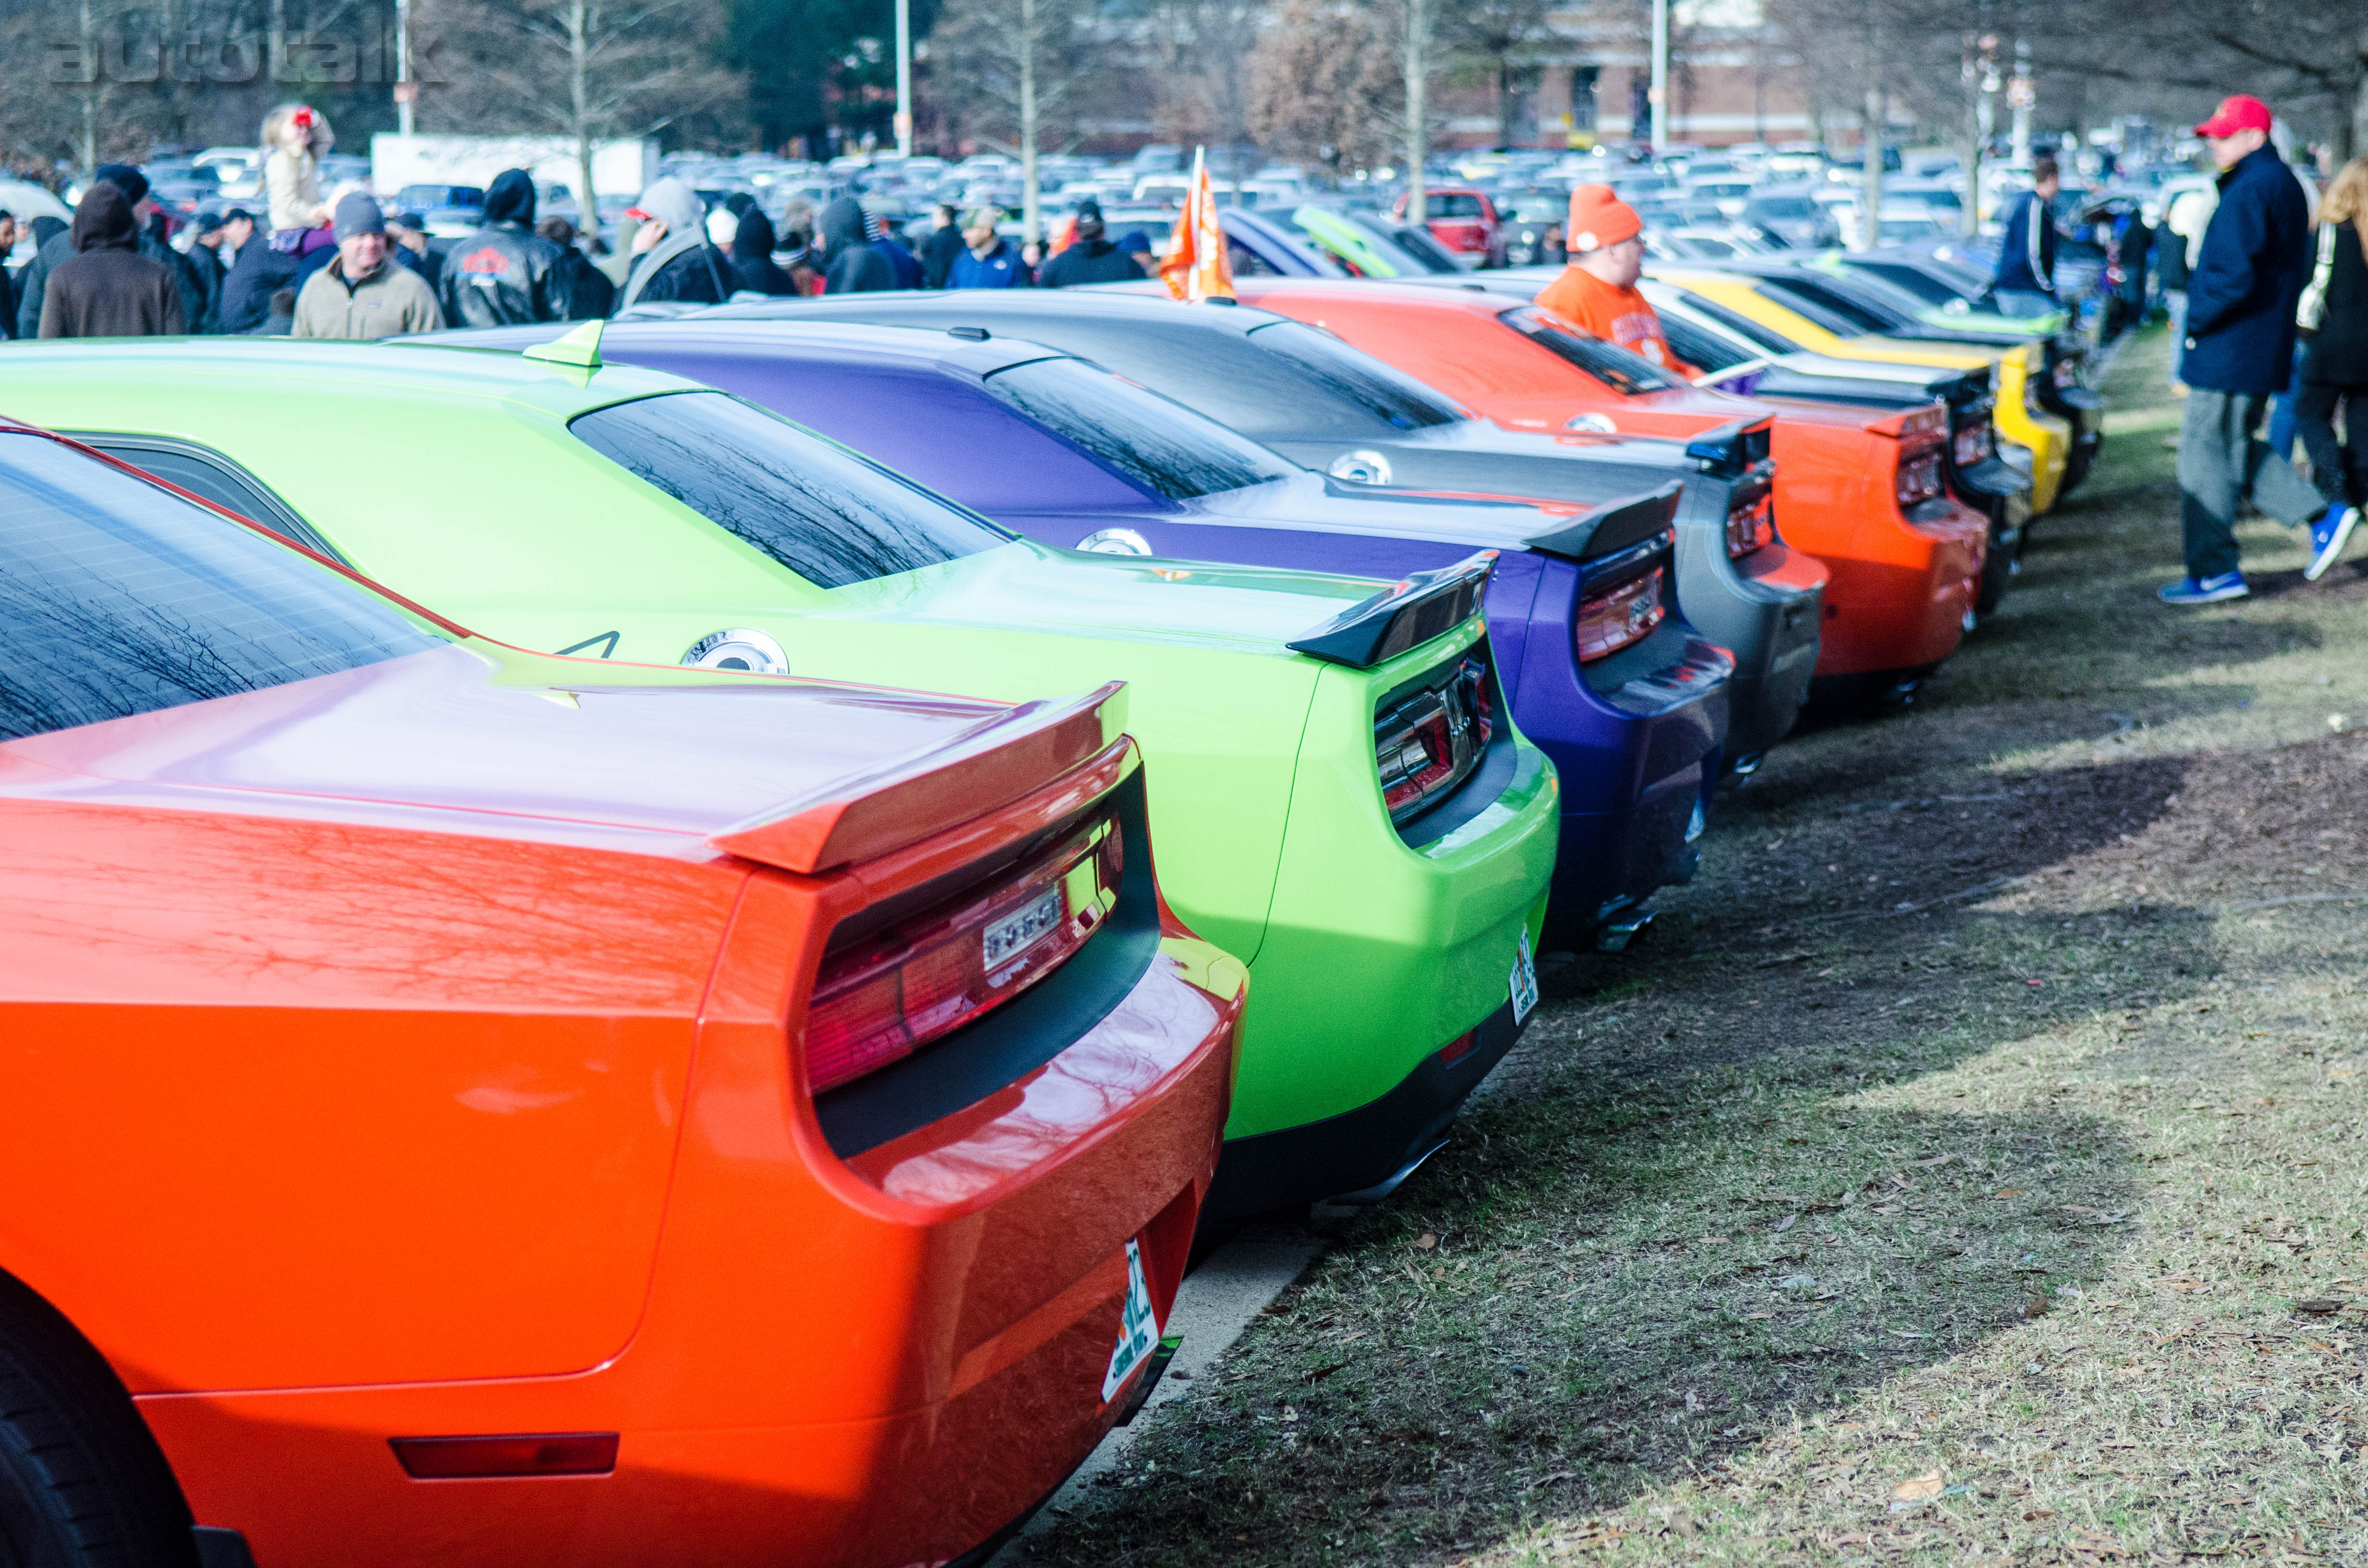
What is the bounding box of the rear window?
[1654,311,1757,373]
[982,356,1295,500]
[0,432,438,742]
[1498,306,1684,395]
[1430,195,1485,218]
[1245,320,1466,430]
[1677,291,1801,355]
[569,392,1012,589]
[1754,277,1898,336]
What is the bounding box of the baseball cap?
[2194,95,2272,139]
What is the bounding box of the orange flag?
[1158,147,1234,303]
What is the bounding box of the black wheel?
[0,1275,194,1568]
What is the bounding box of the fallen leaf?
[1914,1153,1955,1167]
[1413,1233,1437,1251]
[1776,1213,1798,1233]
[2295,1298,2343,1316]
[1994,1187,2030,1199]
[2024,1292,2050,1320]
[1894,1470,1944,1502]
[2153,1277,2211,1293]
[2025,1509,2057,1521]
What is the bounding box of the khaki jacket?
[291,256,444,341]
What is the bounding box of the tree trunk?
[1858,1,1882,253]
[78,0,98,177]
[571,0,600,251]
[1500,56,1516,148]
[1405,0,1427,222]
[1020,0,1040,245]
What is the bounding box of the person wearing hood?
[728,210,800,296]
[213,221,301,333]
[868,207,921,289]
[917,203,964,289]
[618,177,736,310]
[537,216,616,319]
[816,196,897,294]
[39,181,185,338]
[1036,199,1141,287]
[438,169,562,327]
[948,206,1031,289]
[17,165,204,337]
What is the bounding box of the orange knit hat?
[1565,184,1643,253]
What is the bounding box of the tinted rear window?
[569,392,1012,589]
[1677,290,1801,355]
[1654,310,1757,372]
[0,433,438,742]
[1498,305,1684,394]
[982,356,1295,500]
[1431,195,1485,218]
[1245,320,1466,430]
[1754,277,1899,335]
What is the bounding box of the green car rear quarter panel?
[8,341,1557,1145]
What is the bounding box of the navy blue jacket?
[1994,190,2057,296]
[2183,145,2312,395]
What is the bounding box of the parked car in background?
[1247,279,1988,709]
[1497,191,1567,267]
[444,314,1733,961]
[1395,188,1502,268]
[0,417,1241,1568]
[6,335,1556,1227]
[1742,186,1842,249]
[393,184,487,238]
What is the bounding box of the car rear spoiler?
[1286,550,1496,667]
[1681,416,1775,478]
[708,682,1128,874]
[1521,480,1685,563]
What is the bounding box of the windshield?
[1498,305,1685,395]
[1244,320,1467,429]
[0,432,439,743]
[981,356,1296,500]
[570,392,1012,589]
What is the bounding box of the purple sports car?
[424,318,1733,950]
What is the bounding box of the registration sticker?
[1510,927,1539,1025]
[983,888,1063,972]
[1101,1238,1161,1402]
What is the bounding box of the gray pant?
[2178,387,2327,579]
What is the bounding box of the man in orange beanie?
[1534,184,1697,376]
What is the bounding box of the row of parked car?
[0,249,2097,1567]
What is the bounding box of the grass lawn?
[1018,326,2368,1566]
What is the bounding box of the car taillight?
[1725,491,1774,558]
[1953,408,1995,466]
[1896,441,1946,508]
[1575,564,1667,662]
[803,811,1122,1093]
[1375,654,1494,822]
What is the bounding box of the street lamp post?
[394,0,414,136]
[894,0,913,157]
[1649,0,1668,152]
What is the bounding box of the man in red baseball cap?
[1533,185,1696,376]
[2159,93,2356,602]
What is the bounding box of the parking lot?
[1010,329,2368,1568]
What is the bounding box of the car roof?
[424,318,1059,381]
[707,288,1287,340]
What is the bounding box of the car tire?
[0,1275,196,1568]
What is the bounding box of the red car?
[0,421,1241,1566]
[1392,187,1501,266]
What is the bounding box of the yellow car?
[1652,265,2076,515]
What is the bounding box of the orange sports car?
[1233,280,1991,707]
[0,421,1241,1567]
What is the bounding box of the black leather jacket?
[437,221,563,326]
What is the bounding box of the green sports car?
[11,333,1558,1219]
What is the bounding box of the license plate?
[1101,1237,1161,1402]
[1510,927,1538,1025]
[982,888,1062,969]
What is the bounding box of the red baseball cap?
[2194,95,2271,139]
[1566,185,1643,253]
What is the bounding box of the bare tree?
[1153,0,1265,191]
[1248,0,1399,175]
[1439,0,1554,147]
[928,0,1099,238]
[425,0,740,246]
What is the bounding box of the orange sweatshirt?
[1532,265,1698,378]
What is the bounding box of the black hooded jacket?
[729,211,802,296]
[820,198,896,294]
[1037,236,1142,287]
[17,206,204,337]
[437,170,563,327]
[38,183,185,338]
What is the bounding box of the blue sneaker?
[2305,505,2360,581]
[2157,572,2250,605]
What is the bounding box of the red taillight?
[1575,564,1668,662]
[1376,655,1495,821]
[1895,441,1946,508]
[804,814,1122,1093]
[1725,491,1775,559]
[1953,406,1995,466]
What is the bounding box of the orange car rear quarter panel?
[0,792,740,1391]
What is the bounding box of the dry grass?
[1016,327,2368,1568]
